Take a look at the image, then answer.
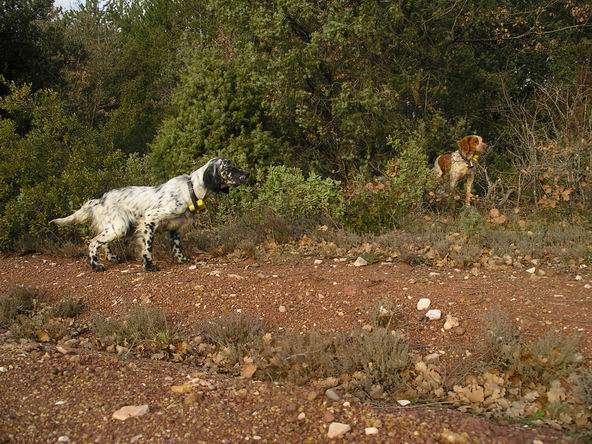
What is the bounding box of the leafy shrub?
[217,165,343,222]
[0,80,128,250]
[344,130,436,233]
[149,48,288,180]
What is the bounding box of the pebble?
[416,298,431,311]
[325,388,340,401]
[314,259,323,265]
[397,399,411,406]
[365,427,379,435]
[279,305,287,313]
[575,275,583,281]
[57,437,69,443]
[425,309,442,321]
[327,422,351,438]
[297,412,306,420]
[526,267,536,274]
[353,257,368,267]
[444,314,459,330]
[112,404,149,421]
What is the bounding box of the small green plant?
[343,130,436,233]
[456,207,486,238]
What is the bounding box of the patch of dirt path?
[1,255,591,360]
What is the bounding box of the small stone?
[57,437,69,443]
[171,384,194,394]
[56,346,73,355]
[306,391,318,401]
[184,392,201,405]
[365,427,379,435]
[526,267,536,274]
[353,257,368,267]
[324,411,335,422]
[314,259,323,265]
[362,324,373,332]
[116,345,128,354]
[112,404,149,421]
[424,352,440,362]
[279,305,287,313]
[188,265,197,270]
[325,388,340,401]
[453,327,466,336]
[297,412,306,420]
[532,440,544,444]
[444,314,459,330]
[327,422,351,439]
[425,309,442,321]
[397,399,411,406]
[575,275,583,281]
[416,298,431,311]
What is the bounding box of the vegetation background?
[1,0,591,255]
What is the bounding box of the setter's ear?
[457,136,472,155]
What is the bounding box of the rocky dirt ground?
[1,253,591,443]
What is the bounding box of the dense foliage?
[0,0,591,247]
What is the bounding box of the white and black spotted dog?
[51,158,249,272]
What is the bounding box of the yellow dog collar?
[188,199,205,213]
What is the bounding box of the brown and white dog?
[434,135,488,205]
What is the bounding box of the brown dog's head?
[457,135,488,158]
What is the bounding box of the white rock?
[327,422,351,438]
[298,412,306,420]
[444,314,459,330]
[416,298,431,311]
[425,309,442,321]
[314,259,323,265]
[57,437,69,443]
[424,352,440,362]
[188,265,197,270]
[428,272,440,277]
[397,399,411,406]
[325,388,340,401]
[353,257,368,267]
[585,284,591,289]
[112,404,149,421]
[526,267,536,274]
[279,305,287,313]
[365,427,379,435]
[575,275,583,281]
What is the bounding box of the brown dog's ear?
[457,136,472,155]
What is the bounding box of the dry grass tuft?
[92,306,173,344]
[0,287,36,327]
[51,297,85,318]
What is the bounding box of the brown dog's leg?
[465,170,475,206]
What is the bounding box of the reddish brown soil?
[1,254,590,442]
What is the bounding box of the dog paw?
[107,255,121,263]
[143,262,159,272]
[91,263,106,272]
[176,255,190,264]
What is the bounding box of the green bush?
[217,165,343,222]
[148,48,289,180]
[343,130,436,233]
[0,80,128,250]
